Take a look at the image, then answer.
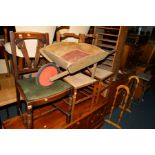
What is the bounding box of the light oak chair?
[56,26,90,42]
[84,34,114,104]
[56,31,85,43]
[56,32,98,120]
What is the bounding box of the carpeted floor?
[101,86,155,129]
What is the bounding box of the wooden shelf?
[97,43,116,49]
[102,60,113,67]
[107,55,114,61]
[94,26,128,74]
[97,38,117,43]
[97,64,113,71]
[97,27,120,30]
[98,33,119,37]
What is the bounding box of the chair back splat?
[10,32,49,79]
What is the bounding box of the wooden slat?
[107,55,114,61]
[102,60,113,67]
[97,43,116,49]
[97,64,112,71]
[104,49,114,53]
[97,38,117,43]
[97,27,120,30]
[97,33,118,37]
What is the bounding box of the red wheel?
[36,63,59,87]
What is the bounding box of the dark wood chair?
[10,31,73,128]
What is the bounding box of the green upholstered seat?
[17,78,72,101]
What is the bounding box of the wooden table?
[0,74,17,107]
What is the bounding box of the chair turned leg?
[94,81,101,105]
[16,88,22,115]
[27,105,33,129]
[70,89,77,122]
[66,92,73,123]
[90,82,98,109]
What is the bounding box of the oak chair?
[104,85,130,129]
[56,32,98,120]
[93,26,128,75]
[56,26,90,42]
[56,31,85,43]
[10,31,73,128]
[84,34,114,104]
[90,27,128,102]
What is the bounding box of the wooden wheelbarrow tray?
[40,42,110,81]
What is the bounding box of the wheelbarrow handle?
[49,70,69,82]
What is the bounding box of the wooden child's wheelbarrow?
[36,42,113,87]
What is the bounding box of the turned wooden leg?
[70,89,77,122]
[16,88,21,115]
[67,90,73,123]
[27,105,33,129]
[94,81,102,105]
[90,82,98,109]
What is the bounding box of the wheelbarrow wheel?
[36,62,60,87]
